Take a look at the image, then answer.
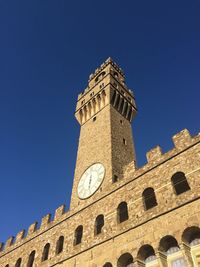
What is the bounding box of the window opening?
[114,72,119,78]
[112,175,118,183]
[56,236,64,254]
[42,243,50,261]
[103,263,113,267]
[27,251,35,267]
[117,202,129,223]
[142,188,157,210]
[123,138,127,145]
[113,82,118,88]
[171,172,190,195]
[15,258,22,267]
[95,215,104,235]
[74,225,83,245]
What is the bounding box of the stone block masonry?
[0,58,199,267]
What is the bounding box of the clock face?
[77,163,105,199]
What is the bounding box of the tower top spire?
[88,57,125,82]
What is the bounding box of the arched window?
[5,265,9,267]
[95,214,104,235]
[159,235,180,255]
[103,263,113,267]
[74,225,83,245]
[182,226,200,246]
[15,258,22,267]
[56,236,64,254]
[171,172,190,195]
[114,71,119,78]
[117,202,129,223]
[117,253,133,267]
[42,243,50,261]
[159,235,188,267]
[27,251,35,267]
[101,71,106,77]
[142,188,157,210]
[137,244,157,263]
[95,71,105,83]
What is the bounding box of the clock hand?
[89,175,92,189]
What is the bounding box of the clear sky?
[0,0,199,244]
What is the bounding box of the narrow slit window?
[117,202,129,223]
[56,236,64,254]
[74,225,83,245]
[123,138,127,145]
[27,251,35,267]
[95,214,104,235]
[42,243,50,261]
[15,258,22,267]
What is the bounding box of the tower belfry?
[0,58,199,267]
[75,57,137,125]
[71,58,137,209]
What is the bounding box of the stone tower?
[70,57,137,210]
[0,59,200,267]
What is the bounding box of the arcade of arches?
[103,226,200,267]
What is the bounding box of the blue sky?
[0,0,199,244]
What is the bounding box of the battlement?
[0,204,68,254]
[145,129,199,164]
[124,129,200,178]
[88,57,125,82]
[77,57,134,101]
[0,129,199,257]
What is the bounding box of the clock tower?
[70,58,137,210]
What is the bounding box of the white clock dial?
[77,163,105,199]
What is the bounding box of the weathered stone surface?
[0,59,199,267]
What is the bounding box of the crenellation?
[4,236,14,249]
[88,57,125,83]
[27,221,38,235]
[40,213,52,229]
[1,59,199,267]
[146,146,162,163]
[54,204,66,221]
[15,229,25,243]
[172,129,192,150]
[143,129,200,168]
[122,129,200,187]
[193,132,200,143]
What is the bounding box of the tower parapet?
[75,58,137,125]
[0,59,199,267]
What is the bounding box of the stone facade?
[0,58,200,267]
